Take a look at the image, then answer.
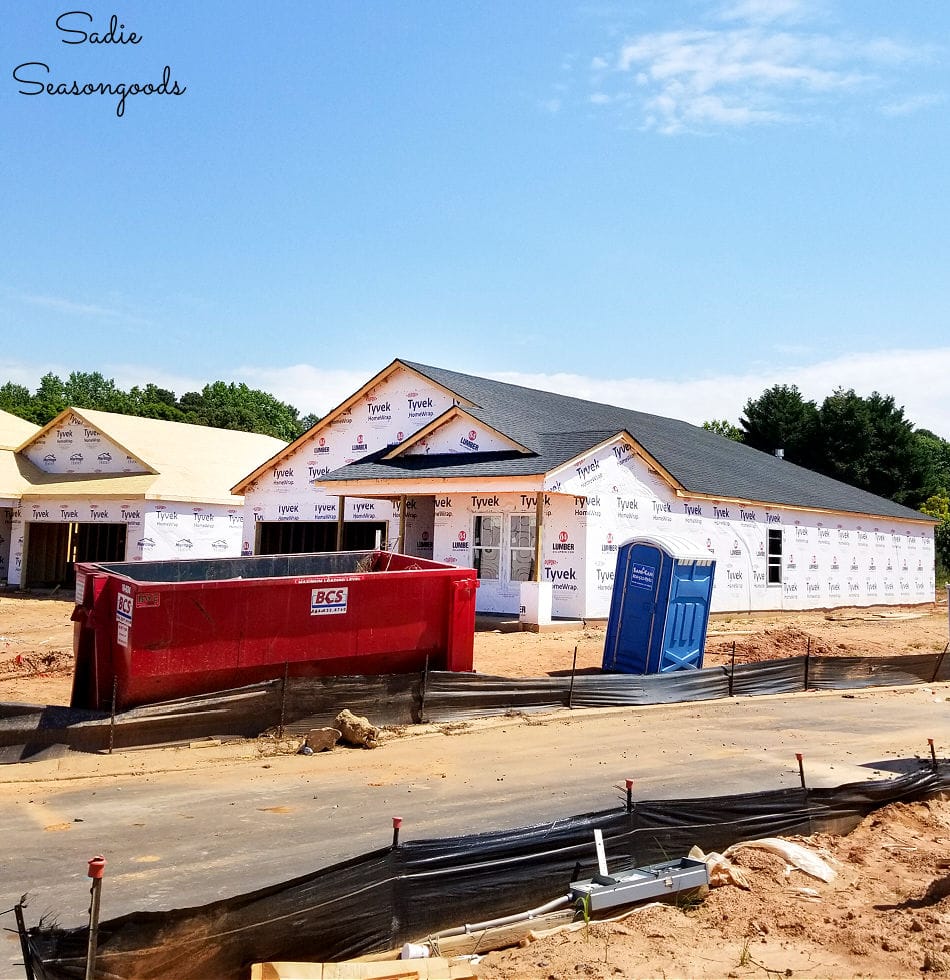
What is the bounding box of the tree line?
[703,385,950,576]
[0,371,318,442]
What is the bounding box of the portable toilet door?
[603,534,716,674]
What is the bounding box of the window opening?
[767,528,783,585]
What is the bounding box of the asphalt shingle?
[321,359,931,523]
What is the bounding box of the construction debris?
[304,728,342,752]
[335,709,381,749]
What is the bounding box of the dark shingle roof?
[322,359,930,523]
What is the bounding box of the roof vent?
[774,448,785,460]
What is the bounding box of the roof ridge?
[400,358,688,426]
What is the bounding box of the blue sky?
[3,0,950,435]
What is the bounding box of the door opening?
[257,520,389,555]
[25,522,127,589]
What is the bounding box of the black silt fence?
[24,762,950,980]
[1,650,948,761]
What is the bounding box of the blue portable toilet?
[602,534,716,674]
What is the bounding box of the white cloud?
[2,286,155,329]
[235,363,370,417]
[717,0,820,26]
[880,92,945,116]
[591,2,934,133]
[18,291,123,318]
[490,346,950,438]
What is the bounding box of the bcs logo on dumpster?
[310,587,348,616]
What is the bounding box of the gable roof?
[0,409,39,450]
[321,359,932,524]
[0,410,40,499]
[17,408,287,505]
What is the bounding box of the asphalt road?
[1,684,947,978]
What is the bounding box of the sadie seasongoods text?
[12,10,186,117]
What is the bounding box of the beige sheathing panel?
[0,409,39,450]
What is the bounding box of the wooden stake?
[397,495,407,554]
[533,492,544,582]
[931,644,947,684]
[108,676,117,755]
[85,857,106,980]
[15,903,36,980]
[335,495,346,551]
[568,645,578,709]
[728,641,736,697]
[278,662,289,739]
[419,654,429,724]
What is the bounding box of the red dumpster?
[70,551,478,711]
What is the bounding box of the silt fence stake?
[108,677,117,755]
[795,752,807,790]
[85,856,106,980]
[277,662,289,739]
[931,644,947,684]
[729,641,736,697]
[420,654,429,724]
[14,902,36,980]
[568,645,578,709]
[625,778,634,814]
[928,738,938,770]
[392,816,403,849]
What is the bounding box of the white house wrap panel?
[403,417,524,455]
[25,414,149,475]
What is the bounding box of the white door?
[472,513,537,613]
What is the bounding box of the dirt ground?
[1,591,949,979]
[477,797,950,980]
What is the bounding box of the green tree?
[0,382,32,419]
[702,419,744,441]
[919,494,950,582]
[31,372,68,424]
[179,382,301,440]
[1,372,306,438]
[817,389,921,504]
[126,384,186,421]
[740,384,819,466]
[910,429,950,500]
[62,371,130,414]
